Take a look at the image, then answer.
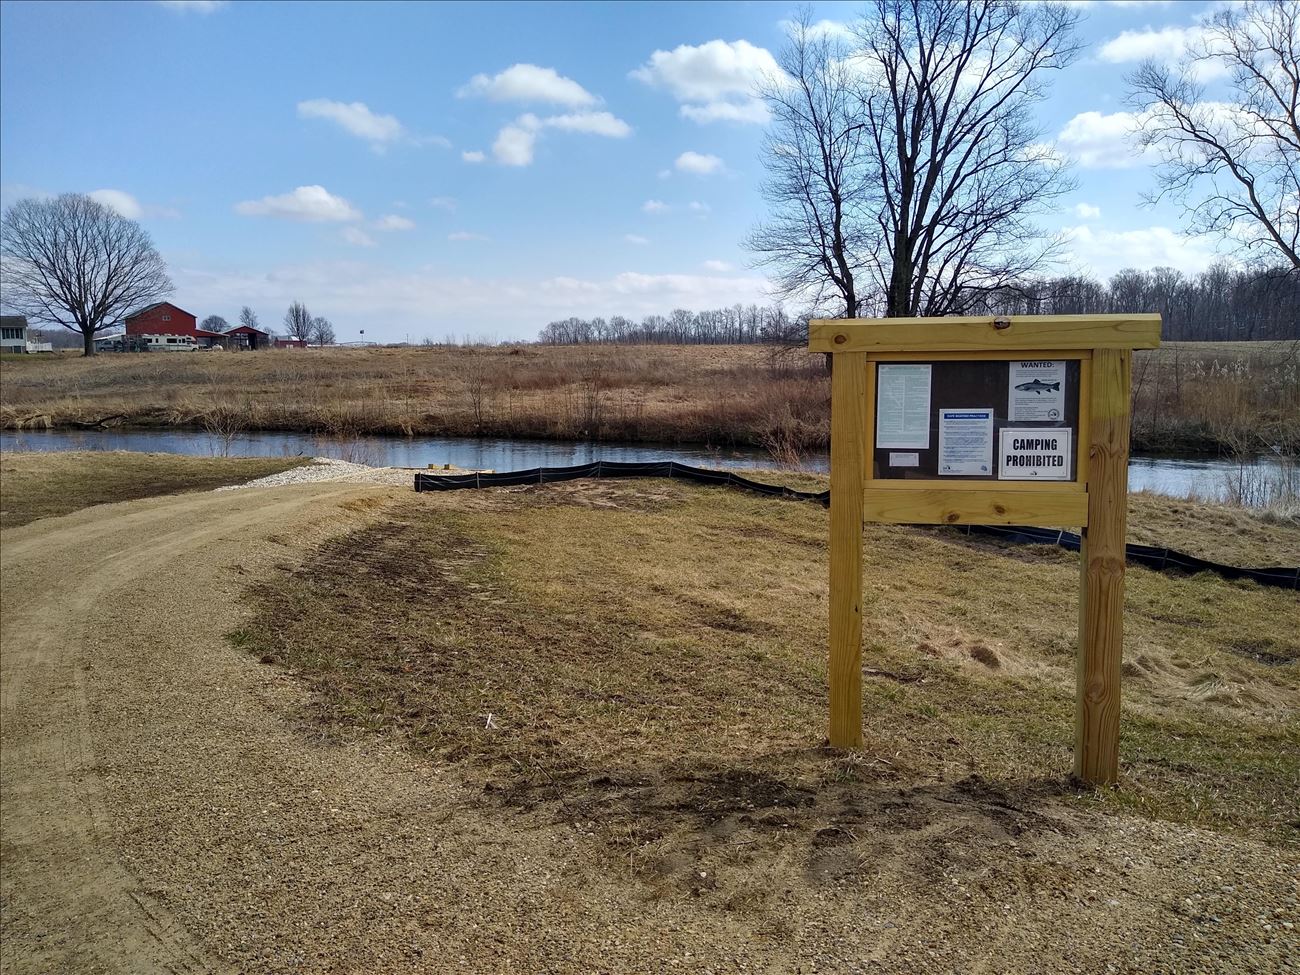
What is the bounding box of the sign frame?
[809,314,1162,786]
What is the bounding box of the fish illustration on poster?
[1008,360,1066,422]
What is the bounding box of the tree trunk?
[81,328,95,357]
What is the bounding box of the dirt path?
[1,484,1296,974]
[0,484,402,974]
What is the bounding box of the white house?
[1,315,27,354]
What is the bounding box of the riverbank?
[3,342,1295,457]
[7,426,1299,512]
[0,451,309,528]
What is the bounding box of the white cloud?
[493,122,537,166]
[156,0,226,12]
[1098,23,1229,81]
[234,185,362,222]
[1061,224,1224,278]
[1054,111,1149,168]
[675,151,724,175]
[1099,25,1202,64]
[642,199,668,213]
[448,231,489,241]
[606,271,767,303]
[458,64,598,107]
[702,259,733,271]
[462,150,486,164]
[624,234,650,245]
[297,99,404,148]
[169,260,771,342]
[90,189,143,219]
[89,188,179,220]
[631,39,781,125]
[429,196,457,211]
[342,227,377,248]
[778,18,854,40]
[1073,203,1102,220]
[374,214,415,232]
[488,111,632,166]
[1054,0,1175,7]
[688,201,711,213]
[657,168,672,180]
[681,101,769,124]
[540,111,632,137]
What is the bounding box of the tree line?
[538,305,797,345]
[538,264,1299,345]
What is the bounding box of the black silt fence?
[415,460,830,503]
[414,463,1298,591]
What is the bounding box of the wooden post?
[1075,348,1131,785]
[828,351,866,749]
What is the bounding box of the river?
[1,427,1292,507]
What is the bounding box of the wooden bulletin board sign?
[809,314,1162,785]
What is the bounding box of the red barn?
[224,324,271,350]
[124,302,199,350]
[124,301,196,336]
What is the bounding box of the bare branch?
[749,0,1081,322]
[1127,0,1300,270]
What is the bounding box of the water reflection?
[2,427,1291,507]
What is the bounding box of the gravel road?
[1,482,1296,974]
[213,456,419,490]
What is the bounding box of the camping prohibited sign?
[1009,360,1066,421]
[999,428,1072,480]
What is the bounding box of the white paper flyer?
[876,364,932,449]
[1008,360,1066,422]
[938,408,994,476]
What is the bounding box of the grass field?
[4,341,1295,456]
[0,450,308,528]
[232,477,1300,862]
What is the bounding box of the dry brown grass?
[232,479,1299,858]
[0,344,830,449]
[6,341,1292,455]
[1130,340,1300,454]
[1128,490,1300,565]
[0,450,308,528]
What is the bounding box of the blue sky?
[0,0,1238,342]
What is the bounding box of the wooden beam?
[828,352,866,749]
[1075,348,1131,785]
[809,315,1161,353]
[863,488,1089,527]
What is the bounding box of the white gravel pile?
[216,457,418,491]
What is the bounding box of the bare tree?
[238,305,259,331]
[1128,0,1299,270]
[283,301,313,343]
[200,314,229,332]
[310,316,335,347]
[0,193,173,356]
[749,10,870,322]
[858,0,1081,316]
[752,2,1080,322]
